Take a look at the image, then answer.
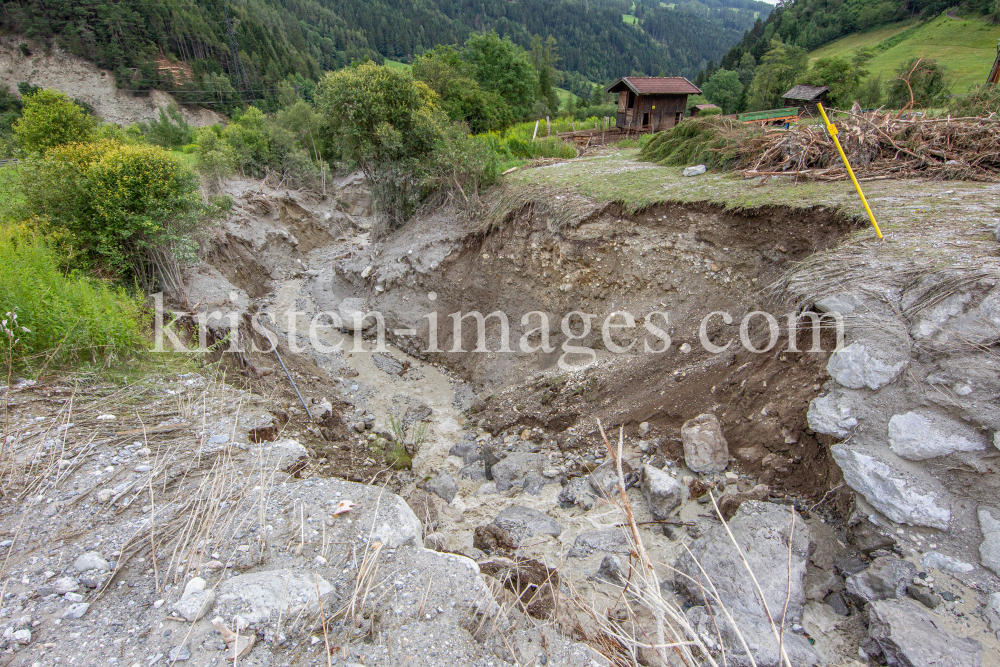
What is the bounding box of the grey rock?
[338,298,375,332]
[867,598,982,667]
[978,506,1000,577]
[677,501,816,666]
[62,602,90,620]
[51,575,79,594]
[640,464,683,521]
[834,555,869,576]
[680,413,729,473]
[9,628,30,644]
[807,392,857,438]
[920,551,974,574]
[847,521,896,554]
[459,461,487,482]
[217,569,334,624]
[264,438,309,469]
[558,477,595,510]
[64,592,85,603]
[826,341,907,390]
[824,591,850,616]
[492,506,563,543]
[491,453,546,492]
[638,421,650,436]
[587,459,624,499]
[830,444,951,529]
[568,530,631,558]
[986,592,1000,633]
[370,495,423,548]
[845,557,916,604]
[168,646,192,661]
[682,164,707,177]
[888,411,987,461]
[906,583,942,609]
[814,293,861,316]
[424,472,457,504]
[171,578,216,622]
[448,441,481,464]
[592,555,627,586]
[687,604,818,667]
[521,472,547,495]
[73,552,110,573]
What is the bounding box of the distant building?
[782,85,830,116]
[606,77,702,132]
[688,103,720,117]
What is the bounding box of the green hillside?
[810,14,1000,95]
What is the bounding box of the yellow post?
[816,103,883,240]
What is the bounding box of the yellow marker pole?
[816,103,883,240]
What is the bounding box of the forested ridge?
[1,0,769,106]
[719,0,994,71]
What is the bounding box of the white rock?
[96,414,116,421]
[807,393,857,438]
[826,342,907,390]
[51,576,79,594]
[681,413,729,473]
[63,603,89,619]
[888,411,987,461]
[73,552,110,573]
[338,298,375,332]
[920,551,974,574]
[11,628,30,643]
[682,164,707,177]
[217,569,334,624]
[640,465,684,520]
[814,293,861,316]
[638,421,650,436]
[96,489,114,503]
[830,445,950,529]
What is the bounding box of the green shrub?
[0,223,147,369]
[13,89,97,154]
[21,140,211,290]
[137,104,194,149]
[951,84,1000,116]
[886,58,949,109]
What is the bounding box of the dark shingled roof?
[782,85,830,101]
[606,77,702,95]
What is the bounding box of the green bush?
[21,140,211,290]
[886,58,949,109]
[13,89,97,154]
[951,83,1000,116]
[137,104,194,149]
[0,223,147,369]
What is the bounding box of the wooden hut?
[781,85,830,116]
[688,103,720,117]
[606,77,702,132]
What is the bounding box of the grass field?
[810,13,1000,95]
[623,13,638,24]
[384,59,412,72]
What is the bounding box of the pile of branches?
[642,112,1000,182]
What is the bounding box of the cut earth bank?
[1,150,999,666]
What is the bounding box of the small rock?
[491,453,546,492]
[424,472,458,504]
[168,646,192,661]
[11,628,30,644]
[568,530,631,558]
[640,465,683,521]
[424,532,446,552]
[492,506,564,543]
[558,476,594,510]
[824,590,850,616]
[682,164,707,177]
[63,602,90,619]
[448,441,481,464]
[64,592,85,602]
[888,411,987,461]
[680,413,729,473]
[638,421,650,436]
[352,421,366,433]
[845,556,915,604]
[906,583,942,609]
[826,341,907,390]
[592,555,627,586]
[921,551,974,574]
[73,552,110,573]
[171,577,216,622]
[52,575,79,594]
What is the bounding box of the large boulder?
[866,598,982,667]
[680,413,729,473]
[830,444,951,529]
[676,501,817,667]
[888,411,987,461]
